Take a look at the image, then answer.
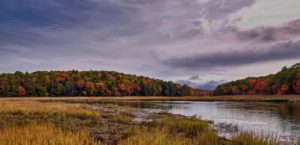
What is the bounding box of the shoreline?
[0,99,288,145]
[0,95,300,102]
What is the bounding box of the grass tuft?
[159,116,210,137]
[0,123,99,145]
[230,132,279,145]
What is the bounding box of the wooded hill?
[214,63,300,95]
[0,70,208,97]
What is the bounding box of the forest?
[214,63,300,95]
[0,70,207,97]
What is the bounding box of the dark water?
[167,101,300,141]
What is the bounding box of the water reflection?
[53,99,300,141]
[168,101,300,141]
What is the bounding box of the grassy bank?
[0,99,292,145]
[0,124,98,145]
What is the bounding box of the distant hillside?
[0,70,208,97]
[214,63,300,95]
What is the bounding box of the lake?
[165,101,300,142]
[69,99,300,142]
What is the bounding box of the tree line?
[0,70,200,97]
[214,63,300,95]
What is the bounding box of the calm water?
[87,100,300,141]
[167,101,300,141]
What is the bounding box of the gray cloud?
[0,0,299,85]
[230,19,300,42]
[164,40,300,69]
[189,75,202,80]
[177,79,225,90]
[203,0,256,20]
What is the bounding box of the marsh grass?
[0,100,284,145]
[104,103,122,108]
[0,101,100,118]
[121,115,280,145]
[0,123,98,145]
[119,127,194,145]
[0,100,102,140]
[0,101,100,127]
[230,132,279,145]
[159,116,210,137]
[112,113,134,123]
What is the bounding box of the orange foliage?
[56,74,65,82]
[76,80,85,89]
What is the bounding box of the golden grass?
[0,99,285,145]
[112,113,134,123]
[0,123,99,145]
[120,127,280,145]
[230,132,279,145]
[119,127,194,145]
[159,116,210,137]
[120,115,280,145]
[0,100,100,118]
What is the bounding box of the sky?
[1,0,300,90]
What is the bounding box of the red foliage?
[194,90,211,96]
[56,74,65,82]
[223,88,232,95]
[18,86,26,96]
[248,79,256,88]
[76,80,85,89]
[136,85,142,92]
[201,91,210,96]
[277,84,289,95]
[253,77,267,94]
[125,88,132,95]
[118,83,125,91]
[271,85,278,94]
[293,80,300,94]
[231,86,240,95]
[240,84,248,92]
[248,90,255,95]
[175,84,182,89]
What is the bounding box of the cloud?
[0,0,299,85]
[177,79,225,90]
[0,0,255,71]
[163,40,300,69]
[202,0,256,20]
[189,75,202,80]
[230,0,300,29]
[226,19,300,42]
[196,80,226,90]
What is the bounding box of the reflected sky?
[168,101,300,141]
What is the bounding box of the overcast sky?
[1,0,300,89]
